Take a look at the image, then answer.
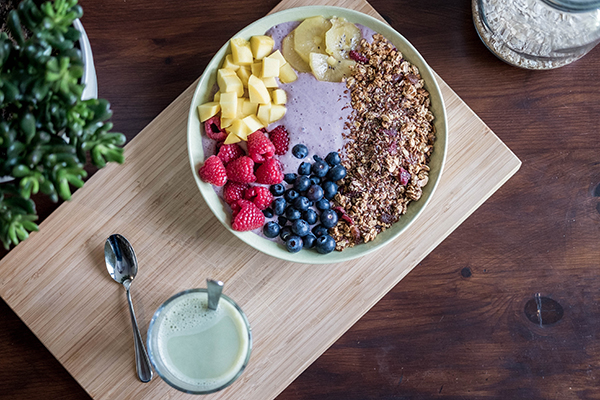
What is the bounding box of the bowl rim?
[187,5,447,264]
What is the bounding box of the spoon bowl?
[105,234,138,286]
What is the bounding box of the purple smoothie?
[201,20,377,241]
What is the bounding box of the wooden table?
[1,0,599,398]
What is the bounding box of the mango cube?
[272,89,287,105]
[269,104,286,123]
[251,61,262,77]
[236,66,251,87]
[236,98,247,118]
[221,117,233,129]
[230,38,253,65]
[248,75,271,104]
[219,91,238,119]
[262,76,279,88]
[261,57,280,78]
[197,102,220,122]
[257,103,271,126]
[242,99,258,116]
[224,132,242,144]
[228,118,251,140]
[217,69,244,97]
[267,50,287,67]
[250,35,275,60]
[242,114,264,133]
[279,63,298,83]
[222,54,240,71]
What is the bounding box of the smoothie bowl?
[187,6,447,264]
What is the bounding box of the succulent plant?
[0,0,125,249]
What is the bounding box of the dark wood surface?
[2,0,600,398]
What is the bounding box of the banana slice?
[294,16,332,63]
[309,52,355,82]
[325,17,361,60]
[281,31,312,73]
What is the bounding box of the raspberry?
[268,125,289,155]
[198,155,227,186]
[217,143,245,165]
[223,181,248,205]
[255,158,284,185]
[230,198,253,218]
[247,130,275,163]
[349,50,368,63]
[204,115,227,141]
[231,200,265,231]
[226,156,256,184]
[399,167,411,186]
[244,186,273,210]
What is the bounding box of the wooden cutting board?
[0,0,520,399]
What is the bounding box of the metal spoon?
[207,279,223,310]
[105,234,153,383]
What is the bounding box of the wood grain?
[4,0,598,399]
[0,0,520,396]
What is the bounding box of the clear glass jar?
[473,0,600,69]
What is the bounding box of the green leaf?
[20,112,36,143]
[12,164,31,178]
[21,220,39,232]
[2,81,20,102]
[7,11,25,46]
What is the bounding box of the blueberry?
[322,181,338,200]
[293,196,310,211]
[291,219,310,237]
[306,184,324,201]
[302,233,317,249]
[310,176,321,185]
[272,198,286,215]
[320,209,339,228]
[285,206,301,221]
[294,175,311,192]
[311,159,329,178]
[284,189,299,202]
[278,216,288,226]
[302,209,318,225]
[286,235,303,253]
[270,183,285,197]
[315,234,336,254]
[263,208,273,218]
[298,162,311,175]
[327,164,347,181]
[316,198,331,211]
[325,152,341,166]
[263,221,280,238]
[280,226,293,241]
[312,224,329,238]
[313,154,323,162]
[292,144,308,159]
[284,173,297,184]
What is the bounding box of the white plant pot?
[73,19,98,101]
[0,20,97,183]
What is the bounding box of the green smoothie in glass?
[147,289,252,394]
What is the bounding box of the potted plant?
[0,0,125,249]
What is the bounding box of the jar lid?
[543,0,600,12]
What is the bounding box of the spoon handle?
[207,279,224,310]
[126,287,153,382]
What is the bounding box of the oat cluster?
[331,34,436,251]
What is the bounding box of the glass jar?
[473,0,600,69]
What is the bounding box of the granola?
[331,34,436,251]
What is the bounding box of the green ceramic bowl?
[187,6,447,264]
